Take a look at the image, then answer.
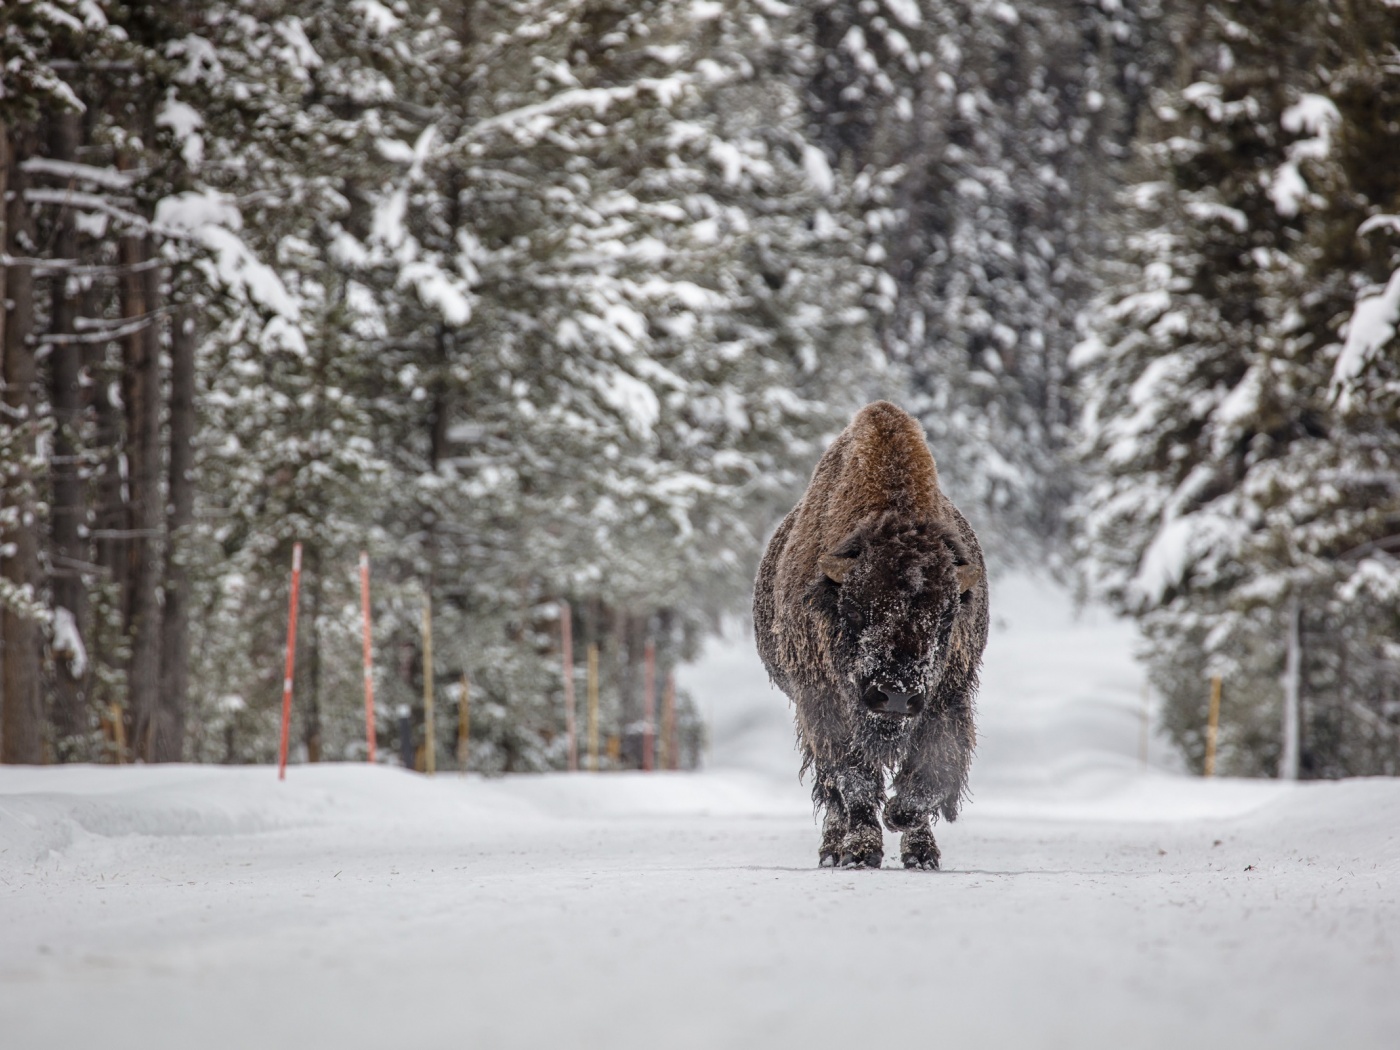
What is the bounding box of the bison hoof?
[899,828,940,870]
[819,850,841,868]
[838,827,883,869]
[840,849,883,869]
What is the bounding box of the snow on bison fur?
[753,401,988,870]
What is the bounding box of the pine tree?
[1076,0,1400,777]
[326,0,880,768]
[797,0,1164,550]
[1,0,141,762]
[161,0,427,762]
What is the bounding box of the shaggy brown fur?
[753,401,989,869]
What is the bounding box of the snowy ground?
[3,574,1398,1049]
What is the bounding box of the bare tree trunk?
[619,609,643,759]
[47,109,91,758]
[88,291,127,751]
[0,119,6,757]
[120,232,164,758]
[1280,595,1302,780]
[1,124,45,764]
[155,306,195,761]
[608,606,634,766]
[91,328,126,580]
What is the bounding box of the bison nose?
[864,686,922,716]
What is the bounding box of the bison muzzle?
[753,401,989,870]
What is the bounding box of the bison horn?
[956,563,982,594]
[818,553,857,583]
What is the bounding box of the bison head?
[808,513,980,722]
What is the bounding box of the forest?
[1,0,1397,779]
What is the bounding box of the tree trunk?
[1279,595,1302,780]
[47,109,91,759]
[91,301,127,582]
[1,124,45,764]
[0,119,5,754]
[617,609,642,755]
[155,306,195,761]
[120,232,164,759]
[88,282,127,751]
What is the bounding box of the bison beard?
[753,401,989,869]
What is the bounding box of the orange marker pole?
[560,603,578,772]
[111,703,127,765]
[278,542,303,780]
[359,552,377,763]
[642,639,656,772]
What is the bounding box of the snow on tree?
[313,0,881,768]
[0,0,879,769]
[796,0,1163,552]
[1075,0,1400,777]
[1,0,186,761]
[7,0,1393,781]
[154,0,436,763]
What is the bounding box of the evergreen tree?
[1076,0,1400,777]
[332,0,880,768]
[2,0,190,761]
[798,0,1164,551]
[164,0,436,762]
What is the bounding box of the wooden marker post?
[657,685,669,771]
[359,552,377,763]
[642,639,656,772]
[458,672,470,773]
[560,603,578,772]
[422,598,435,775]
[587,642,600,772]
[110,703,127,765]
[662,670,677,771]
[278,542,303,780]
[1204,675,1222,777]
[397,703,413,770]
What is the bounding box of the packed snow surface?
[3,574,1398,1048]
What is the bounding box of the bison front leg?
[813,767,847,867]
[834,762,884,869]
[885,709,974,870]
[881,789,941,870]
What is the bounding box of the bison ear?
[818,553,857,584]
[955,563,982,594]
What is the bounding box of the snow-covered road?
[3,575,1398,1048]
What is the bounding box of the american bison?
[753,401,988,869]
